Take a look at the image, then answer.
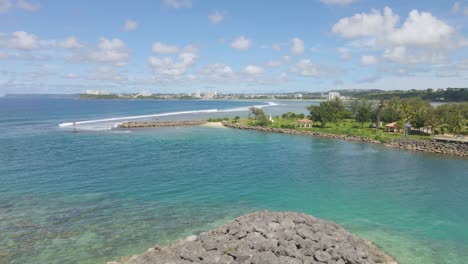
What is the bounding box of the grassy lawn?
[241,118,430,143]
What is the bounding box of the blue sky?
[0,0,467,94]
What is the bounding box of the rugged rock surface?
[110,211,397,264]
[222,122,381,144]
[118,121,207,128]
[223,122,468,158]
[385,139,468,157]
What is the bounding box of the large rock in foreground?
[110,211,397,264]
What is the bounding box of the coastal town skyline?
[1,0,468,94]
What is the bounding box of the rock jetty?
[118,121,207,128]
[222,122,382,144]
[385,139,468,157]
[222,122,468,158]
[110,211,397,264]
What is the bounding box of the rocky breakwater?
[110,211,397,264]
[118,120,207,128]
[222,122,381,144]
[385,139,468,158]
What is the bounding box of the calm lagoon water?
[1,96,467,264]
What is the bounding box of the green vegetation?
[240,98,468,143]
[248,107,270,127]
[207,117,230,122]
[335,88,468,102]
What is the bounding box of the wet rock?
[110,211,397,264]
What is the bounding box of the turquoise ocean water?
[1,96,467,264]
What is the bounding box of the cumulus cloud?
[68,38,130,67]
[290,59,332,77]
[123,19,138,31]
[200,63,235,81]
[208,11,225,24]
[361,55,378,65]
[243,65,264,75]
[149,43,198,77]
[152,42,179,54]
[231,36,251,50]
[59,36,83,49]
[332,7,459,64]
[164,0,191,9]
[9,31,39,50]
[320,0,358,5]
[291,38,305,54]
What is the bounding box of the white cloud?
[231,36,251,50]
[291,59,331,77]
[69,38,130,67]
[164,0,191,9]
[16,0,39,11]
[388,10,454,47]
[208,11,224,24]
[123,19,138,31]
[152,42,179,54]
[361,55,378,65]
[0,0,12,13]
[9,31,39,50]
[291,37,305,54]
[265,60,282,67]
[452,1,461,13]
[332,7,459,64]
[200,63,235,81]
[320,0,358,5]
[59,37,83,49]
[332,7,399,39]
[149,44,198,77]
[243,65,264,75]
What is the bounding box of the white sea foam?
[58,101,278,130]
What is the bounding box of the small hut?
[385,122,401,133]
[297,119,313,128]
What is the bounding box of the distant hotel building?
[194,90,201,98]
[137,91,153,97]
[86,90,110,95]
[328,92,340,101]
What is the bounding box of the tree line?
[307,98,468,134]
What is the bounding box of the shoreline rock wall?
[118,121,207,128]
[222,122,381,144]
[110,211,397,264]
[222,122,468,158]
[385,139,468,157]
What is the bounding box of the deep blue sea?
[1,96,467,264]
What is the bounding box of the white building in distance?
[194,90,201,98]
[328,92,340,101]
[86,90,110,95]
[295,93,303,99]
[137,91,153,97]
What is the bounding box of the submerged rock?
[109,211,397,264]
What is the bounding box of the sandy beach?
[202,122,226,128]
